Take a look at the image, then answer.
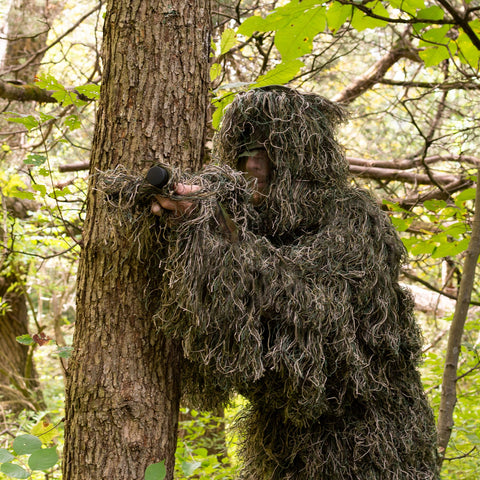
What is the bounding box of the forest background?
[0,0,479,479]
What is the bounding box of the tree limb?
[348,154,480,170]
[0,79,57,103]
[350,163,462,185]
[338,0,455,25]
[332,33,419,104]
[380,78,480,90]
[394,178,473,208]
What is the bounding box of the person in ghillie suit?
[147,86,439,479]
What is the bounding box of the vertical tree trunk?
[0,269,42,411]
[436,173,480,466]
[0,0,60,412]
[63,1,211,479]
[1,0,63,81]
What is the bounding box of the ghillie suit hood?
[100,87,438,479]
[216,86,349,236]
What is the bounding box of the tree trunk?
[0,268,42,411]
[0,0,59,412]
[63,1,211,479]
[1,0,63,81]
[436,172,480,466]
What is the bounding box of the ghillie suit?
[101,87,439,479]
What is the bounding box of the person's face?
[238,149,272,205]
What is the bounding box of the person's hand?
[151,183,201,216]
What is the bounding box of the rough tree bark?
[63,1,211,479]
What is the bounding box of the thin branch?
[394,178,473,208]
[380,78,480,90]
[338,0,456,26]
[332,30,417,104]
[403,270,480,307]
[456,360,480,382]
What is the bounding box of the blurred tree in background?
[0,0,479,478]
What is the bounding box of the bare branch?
[380,78,480,90]
[332,31,420,104]
[348,154,480,170]
[338,0,456,25]
[350,163,463,185]
[393,178,473,208]
[59,162,90,173]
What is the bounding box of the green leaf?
[410,240,436,255]
[423,199,446,211]
[55,346,73,359]
[431,237,470,258]
[419,25,450,45]
[0,463,30,479]
[7,187,35,200]
[145,461,166,480]
[48,186,72,199]
[210,63,222,82]
[75,84,100,99]
[64,115,82,131]
[220,28,236,54]
[181,460,201,476]
[404,0,426,10]
[32,184,47,197]
[24,154,47,166]
[238,1,322,37]
[390,216,412,232]
[275,6,326,60]
[38,112,55,123]
[0,449,14,463]
[417,6,445,20]
[391,0,425,15]
[212,94,236,130]
[382,199,410,213]
[253,59,304,88]
[457,29,480,69]
[350,3,389,31]
[237,15,267,36]
[455,188,476,204]
[419,46,451,67]
[13,435,42,455]
[443,222,467,237]
[34,73,64,91]
[28,448,58,471]
[16,334,34,346]
[5,114,38,131]
[31,420,59,445]
[193,447,208,457]
[327,2,351,32]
